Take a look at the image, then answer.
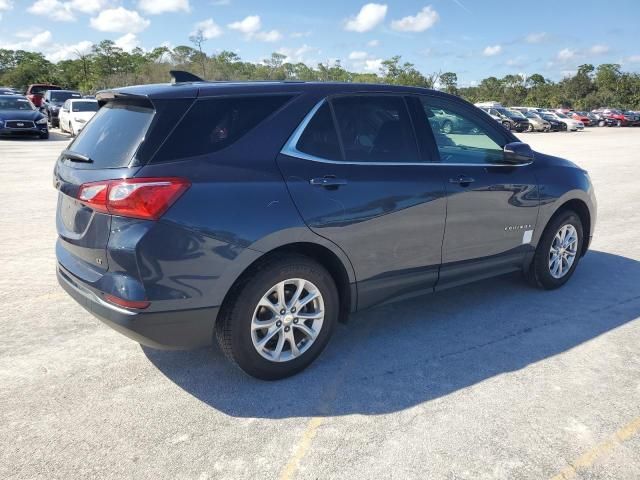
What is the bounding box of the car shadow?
[143,250,640,418]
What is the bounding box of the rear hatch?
[54,92,193,283]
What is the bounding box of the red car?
[568,111,591,126]
[25,83,61,108]
[594,108,628,126]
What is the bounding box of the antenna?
[169,70,204,84]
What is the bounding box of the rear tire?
[527,210,583,290]
[215,255,338,380]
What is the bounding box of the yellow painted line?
[279,417,325,480]
[550,416,640,480]
[278,317,377,480]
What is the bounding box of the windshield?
[51,91,81,103]
[508,109,526,119]
[525,112,538,119]
[555,112,569,119]
[71,101,99,112]
[0,96,35,111]
[495,107,512,117]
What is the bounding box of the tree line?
[1,39,639,110]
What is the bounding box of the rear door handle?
[449,175,475,186]
[309,176,348,189]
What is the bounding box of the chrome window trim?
[280,99,531,168]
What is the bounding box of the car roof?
[100,81,440,101]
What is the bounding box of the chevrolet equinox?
[55,71,597,379]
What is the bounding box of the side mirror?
[503,142,534,165]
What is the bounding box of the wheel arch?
[218,241,356,326]
[546,198,592,256]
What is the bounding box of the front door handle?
[449,175,475,186]
[310,176,348,189]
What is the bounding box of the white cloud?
[390,5,439,32]
[138,0,189,14]
[192,18,222,39]
[253,29,282,42]
[47,40,92,62]
[228,15,261,34]
[345,3,387,33]
[349,50,368,60]
[211,0,230,4]
[525,32,547,44]
[68,0,109,13]
[28,0,75,21]
[589,44,609,55]
[624,55,640,63]
[228,15,282,42]
[290,31,311,38]
[556,48,576,62]
[276,44,319,64]
[31,30,52,47]
[482,45,502,56]
[0,0,13,11]
[364,58,383,72]
[367,39,379,47]
[115,33,140,52]
[90,7,150,33]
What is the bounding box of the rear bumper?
[57,265,217,350]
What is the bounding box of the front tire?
[527,210,583,289]
[215,255,338,380]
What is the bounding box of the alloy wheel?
[251,278,324,362]
[548,224,578,279]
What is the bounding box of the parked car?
[523,111,551,132]
[593,108,628,126]
[478,106,513,130]
[568,111,591,127]
[539,113,566,132]
[0,86,18,95]
[42,89,82,128]
[25,83,61,108]
[622,111,640,126]
[429,108,479,134]
[0,94,49,139]
[543,111,584,131]
[503,108,531,132]
[55,74,597,379]
[59,98,99,136]
[476,105,529,131]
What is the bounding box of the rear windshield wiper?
[61,149,93,163]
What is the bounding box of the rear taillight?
[104,294,150,310]
[78,177,190,220]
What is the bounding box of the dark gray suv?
[55,72,597,379]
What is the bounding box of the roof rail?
[170,70,205,84]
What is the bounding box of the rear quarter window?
[152,95,292,163]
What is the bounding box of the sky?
[1,0,640,85]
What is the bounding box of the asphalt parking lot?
[1,127,639,480]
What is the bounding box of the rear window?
[68,102,154,168]
[152,95,291,163]
[31,85,60,94]
[71,101,99,112]
[51,91,81,103]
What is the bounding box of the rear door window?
[153,95,292,162]
[67,101,154,168]
[330,95,420,163]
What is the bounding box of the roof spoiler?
[170,70,204,84]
